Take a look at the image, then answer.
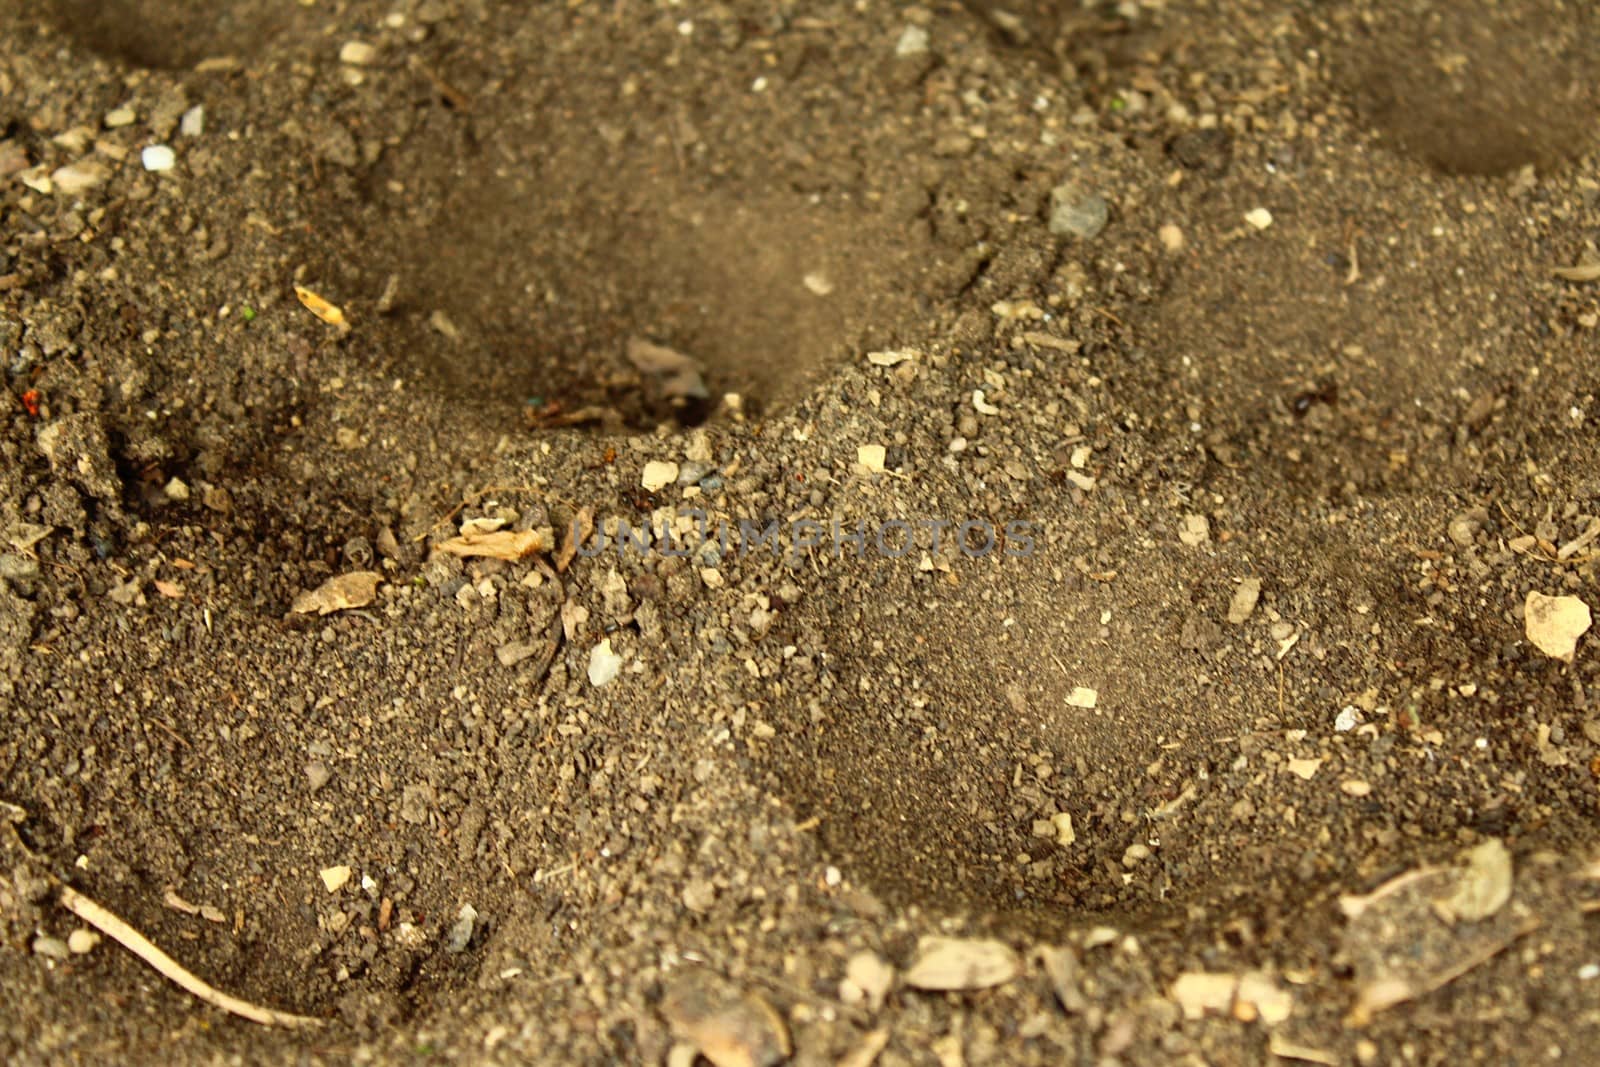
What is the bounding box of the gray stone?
[1049,185,1109,239]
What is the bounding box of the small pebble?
[588,639,623,687]
[179,106,205,138]
[340,41,378,66]
[1049,184,1109,239]
[305,760,332,792]
[104,107,137,129]
[682,878,717,913]
[641,461,679,492]
[141,145,176,172]
[32,936,70,960]
[802,271,834,296]
[1244,207,1273,230]
[445,904,478,952]
[904,936,1020,991]
[1227,578,1262,625]
[1179,513,1211,546]
[67,929,101,955]
[895,26,930,57]
[843,951,895,1010]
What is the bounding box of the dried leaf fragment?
[290,571,381,615]
[434,529,550,561]
[1433,838,1513,923]
[1339,851,1537,1025]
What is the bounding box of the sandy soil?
[3,0,1600,1063]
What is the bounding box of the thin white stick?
[57,885,323,1029]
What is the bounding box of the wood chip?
[293,284,347,329]
[1269,1034,1338,1065]
[1169,972,1239,1019]
[1034,945,1087,1013]
[866,349,917,367]
[555,507,594,573]
[1552,262,1600,282]
[1287,757,1323,781]
[1020,332,1082,353]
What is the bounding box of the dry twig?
[57,886,324,1029]
[3,810,321,1029]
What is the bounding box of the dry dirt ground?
[3,0,1600,1063]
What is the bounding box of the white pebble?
[339,40,378,65]
[588,639,623,687]
[104,107,137,129]
[319,865,353,893]
[1244,207,1273,230]
[141,145,176,172]
[895,26,930,57]
[67,929,101,954]
[641,460,679,492]
[180,105,206,138]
